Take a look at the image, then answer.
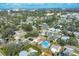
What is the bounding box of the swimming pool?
[40,41,50,48]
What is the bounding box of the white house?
[53,34,61,40]
[63,47,74,56]
[50,45,61,53]
[0,39,5,44]
[73,32,79,37]
[19,50,28,56]
[61,36,70,41]
[14,29,26,44]
[48,28,61,34]
[41,23,49,30]
[28,48,38,56]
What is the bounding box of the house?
[19,50,28,56]
[48,28,56,32]
[73,32,79,37]
[12,9,20,11]
[22,39,30,45]
[61,15,67,20]
[40,30,48,36]
[28,48,38,56]
[40,23,49,30]
[46,30,52,36]
[33,36,46,43]
[7,10,11,15]
[55,29,61,34]
[14,29,26,44]
[53,34,61,40]
[47,28,62,40]
[19,48,39,56]
[0,39,5,44]
[46,13,54,16]
[61,35,70,41]
[50,45,61,54]
[63,47,74,56]
[14,29,26,40]
[48,28,61,34]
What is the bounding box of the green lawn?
[74,50,79,54]
[76,45,79,48]
[0,44,42,56]
[22,44,42,56]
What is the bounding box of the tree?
[1,28,15,41]
[57,39,66,46]
[25,30,39,38]
[1,42,22,56]
[11,18,20,25]
[67,37,78,46]
[31,30,39,37]
[25,32,32,38]
[21,24,33,32]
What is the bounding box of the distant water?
[0,3,79,9]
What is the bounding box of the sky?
[0,3,79,9]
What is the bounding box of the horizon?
[0,3,79,9]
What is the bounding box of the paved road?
[73,53,79,56]
[65,45,79,51]
[65,45,79,56]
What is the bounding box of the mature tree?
[31,30,39,37]
[21,24,33,32]
[25,32,32,38]
[57,39,67,46]
[1,42,22,56]
[1,28,15,40]
[67,37,78,46]
[25,30,39,38]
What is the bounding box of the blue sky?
[0,3,79,9]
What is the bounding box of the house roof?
[61,36,70,40]
[50,45,61,53]
[19,50,28,56]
